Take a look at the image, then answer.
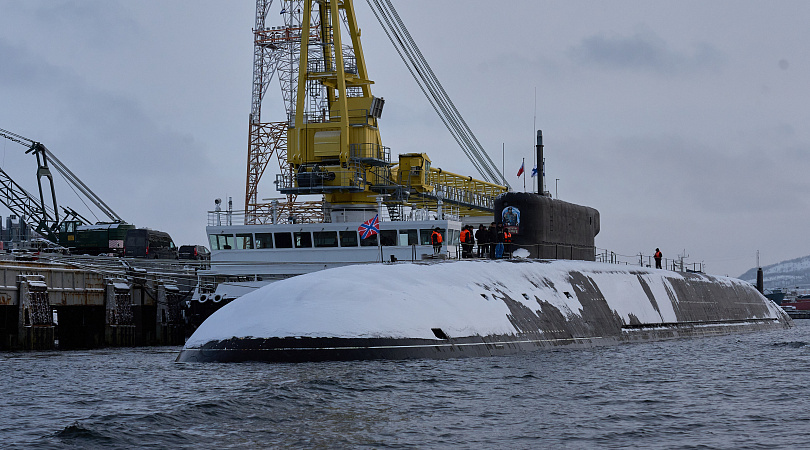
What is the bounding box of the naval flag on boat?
[531,165,538,177]
[358,214,380,239]
[517,160,525,177]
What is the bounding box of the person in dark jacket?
[487,222,497,259]
[494,224,505,259]
[654,248,663,269]
[475,224,488,258]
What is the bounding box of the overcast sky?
[0,1,808,277]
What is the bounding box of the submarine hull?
[178,319,785,363]
[177,260,791,363]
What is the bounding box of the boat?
[183,1,598,291]
[764,288,786,304]
[779,294,810,311]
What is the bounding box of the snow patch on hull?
[177,260,792,362]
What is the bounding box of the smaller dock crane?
[0,127,125,243]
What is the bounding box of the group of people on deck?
[457,222,512,259]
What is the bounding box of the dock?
[0,254,200,350]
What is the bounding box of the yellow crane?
[247,0,507,223]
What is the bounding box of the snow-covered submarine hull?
[176,260,791,363]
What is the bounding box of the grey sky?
[0,0,808,277]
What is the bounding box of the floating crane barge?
[178,0,791,363]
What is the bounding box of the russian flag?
[516,160,525,177]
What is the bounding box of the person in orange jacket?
[459,227,470,258]
[503,229,512,258]
[430,228,443,255]
[460,225,475,258]
[654,248,662,269]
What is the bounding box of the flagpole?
[522,158,525,191]
[376,196,384,263]
[533,87,537,194]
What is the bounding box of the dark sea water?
[3,321,810,449]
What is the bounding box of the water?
[4,322,810,449]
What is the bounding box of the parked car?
[178,245,210,260]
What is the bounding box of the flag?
[516,160,525,177]
[531,165,538,177]
[358,214,379,239]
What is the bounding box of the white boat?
[184,205,479,330]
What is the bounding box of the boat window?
[339,231,358,247]
[419,229,433,245]
[399,229,418,246]
[274,232,293,248]
[313,231,338,247]
[359,233,378,246]
[255,233,273,249]
[380,230,397,246]
[449,229,459,246]
[209,234,234,250]
[236,234,253,249]
[294,232,312,248]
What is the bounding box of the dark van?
[124,229,177,259]
[178,245,210,260]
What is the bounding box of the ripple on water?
[3,324,810,448]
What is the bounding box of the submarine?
[177,258,790,363]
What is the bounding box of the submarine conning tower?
[495,192,600,261]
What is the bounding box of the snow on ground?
[185,260,769,347]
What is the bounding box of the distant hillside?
[739,255,810,290]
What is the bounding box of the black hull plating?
[177,318,785,363]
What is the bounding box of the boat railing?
[455,243,705,273]
[210,208,326,227]
[275,162,368,195]
[593,247,705,273]
[208,206,462,227]
[286,107,379,128]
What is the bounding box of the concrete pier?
[0,258,194,350]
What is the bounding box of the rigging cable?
[365,0,509,188]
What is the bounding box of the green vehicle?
[58,221,135,256]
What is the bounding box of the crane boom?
[40,148,123,222]
[365,0,509,188]
[0,128,124,237]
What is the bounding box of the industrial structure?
[243,0,510,225]
[0,128,125,244]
